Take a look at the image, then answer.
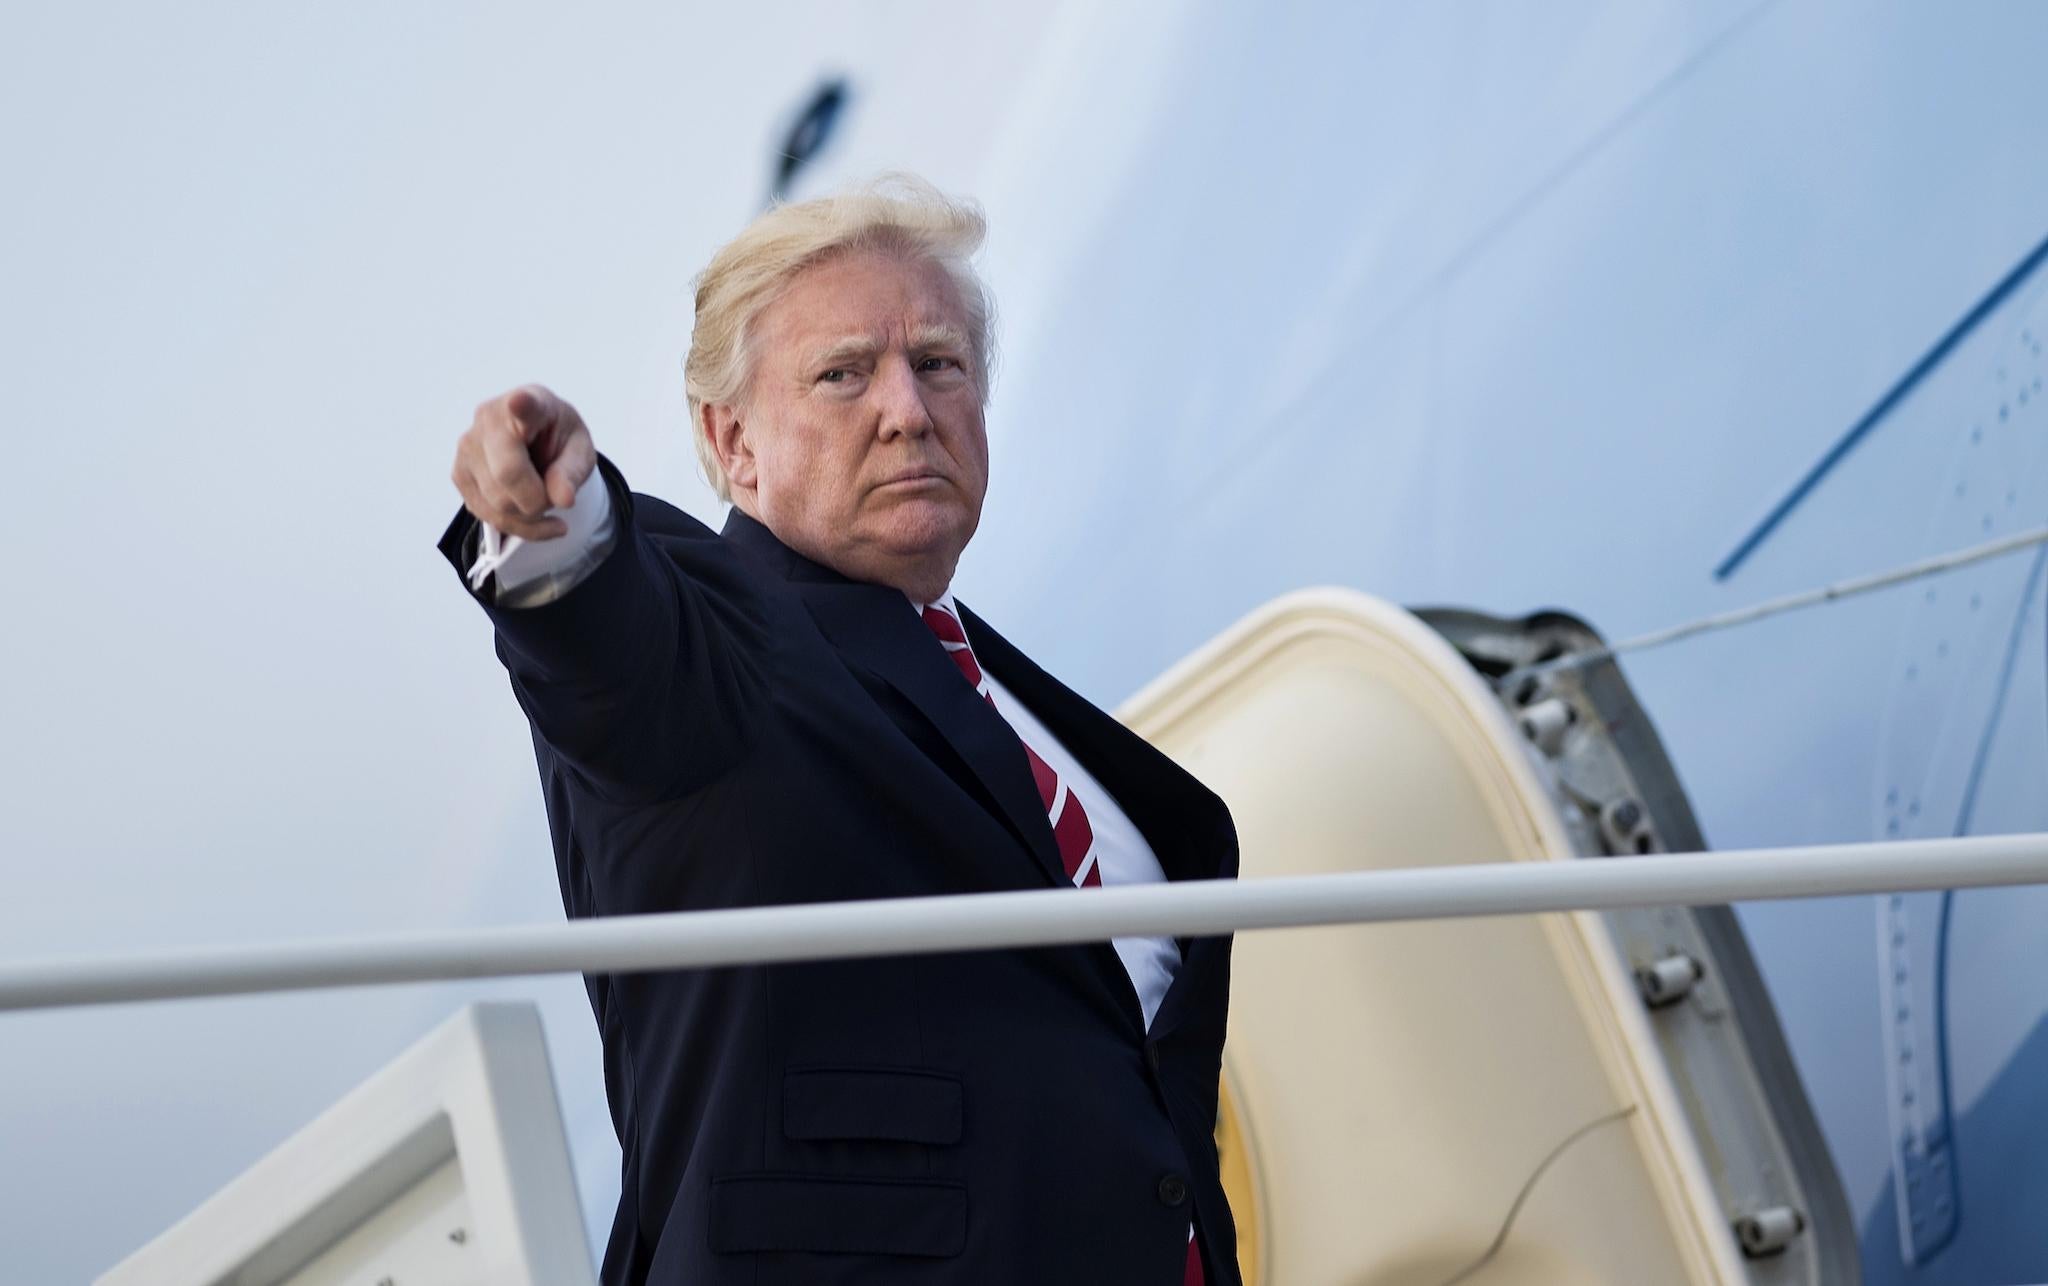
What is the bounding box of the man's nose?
[874,358,935,440]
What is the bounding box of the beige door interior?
[1119,589,1747,1286]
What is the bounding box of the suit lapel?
[721,511,1069,890]
[958,603,1237,887]
[719,510,1234,1041]
[962,603,1241,1042]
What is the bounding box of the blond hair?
[685,174,996,501]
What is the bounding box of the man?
[441,177,1240,1285]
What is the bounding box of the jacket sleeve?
[437,453,767,802]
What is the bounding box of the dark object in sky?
[769,77,849,205]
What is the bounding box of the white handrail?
[5,833,2046,1013]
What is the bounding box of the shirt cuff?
[466,467,617,608]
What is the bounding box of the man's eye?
[819,368,849,383]
[918,356,959,372]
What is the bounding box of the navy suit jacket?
[440,457,1240,1285]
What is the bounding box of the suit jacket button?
[1145,1042,1162,1074]
[1158,1174,1190,1208]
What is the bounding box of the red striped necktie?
[921,603,1101,887]
[919,604,1207,1286]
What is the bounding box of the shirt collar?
[908,588,960,620]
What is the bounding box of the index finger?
[477,405,552,520]
[542,417,597,509]
[506,384,559,441]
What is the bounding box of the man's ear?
[701,401,757,494]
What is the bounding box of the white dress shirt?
[466,468,617,609]
[920,590,1182,1030]
[472,486,1182,1029]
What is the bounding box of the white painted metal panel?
[98,1003,593,1286]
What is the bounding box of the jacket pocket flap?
[710,1174,967,1257]
[784,1067,963,1145]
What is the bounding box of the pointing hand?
[450,384,597,541]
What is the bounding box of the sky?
[5,3,2048,1283]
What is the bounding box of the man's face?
[721,249,989,599]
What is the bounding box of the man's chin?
[862,505,977,569]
